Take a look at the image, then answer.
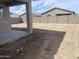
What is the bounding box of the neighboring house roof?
[10,13,20,18]
[0,12,20,18]
[42,7,75,15]
[19,12,41,17]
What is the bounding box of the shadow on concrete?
[0,28,66,59]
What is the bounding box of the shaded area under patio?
[0,30,29,45]
[0,29,65,59]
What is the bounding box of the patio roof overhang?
[0,0,32,8]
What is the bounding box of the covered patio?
[0,0,33,45]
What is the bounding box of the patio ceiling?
[0,0,31,3]
[0,0,34,8]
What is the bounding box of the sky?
[10,0,79,15]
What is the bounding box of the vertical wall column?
[26,1,33,34]
[3,7,10,19]
[3,7,11,28]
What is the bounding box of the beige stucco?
[20,15,79,24]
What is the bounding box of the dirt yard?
[0,23,78,59]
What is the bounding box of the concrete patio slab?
[0,30,28,45]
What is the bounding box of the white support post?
[26,1,33,34]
